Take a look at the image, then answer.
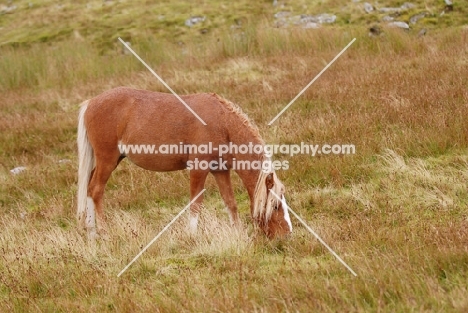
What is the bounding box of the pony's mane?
[212,94,281,223]
[252,156,285,224]
[212,94,263,144]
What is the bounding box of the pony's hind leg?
[87,154,121,236]
[212,170,239,226]
[189,170,209,234]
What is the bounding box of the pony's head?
[253,171,292,239]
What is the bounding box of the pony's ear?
[265,173,274,191]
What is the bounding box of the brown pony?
[77,87,292,239]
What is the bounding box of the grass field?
[1,0,468,312]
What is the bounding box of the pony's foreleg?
[189,170,209,234]
[212,170,239,226]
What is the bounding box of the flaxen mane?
[252,163,285,224]
[212,93,264,144]
[211,95,283,224]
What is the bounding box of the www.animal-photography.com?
[1,0,467,312]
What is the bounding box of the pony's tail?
[77,100,94,228]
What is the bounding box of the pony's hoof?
[87,228,99,241]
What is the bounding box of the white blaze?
[282,195,293,232]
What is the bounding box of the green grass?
[1,0,466,47]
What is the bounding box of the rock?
[379,3,414,14]
[400,2,416,10]
[379,7,401,13]
[10,166,26,175]
[58,159,71,164]
[0,4,17,13]
[364,2,374,13]
[274,11,290,19]
[298,13,336,24]
[303,22,321,29]
[315,13,337,24]
[299,14,319,24]
[417,28,427,37]
[185,16,206,27]
[410,12,427,24]
[382,15,395,22]
[277,12,336,28]
[388,21,410,30]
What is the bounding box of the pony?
[77,87,292,239]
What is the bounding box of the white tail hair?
[77,100,94,227]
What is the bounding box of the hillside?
[1,0,466,47]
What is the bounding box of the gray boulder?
[185,16,206,27]
[364,2,374,13]
[388,21,410,30]
[410,12,428,24]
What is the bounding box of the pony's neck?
[235,168,261,214]
[218,95,266,215]
[228,136,264,213]
[233,153,265,215]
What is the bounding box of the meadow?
[1,0,468,312]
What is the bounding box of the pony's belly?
[126,154,188,172]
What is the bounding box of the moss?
[2,0,467,49]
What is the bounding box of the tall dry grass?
[1,24,468,311]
